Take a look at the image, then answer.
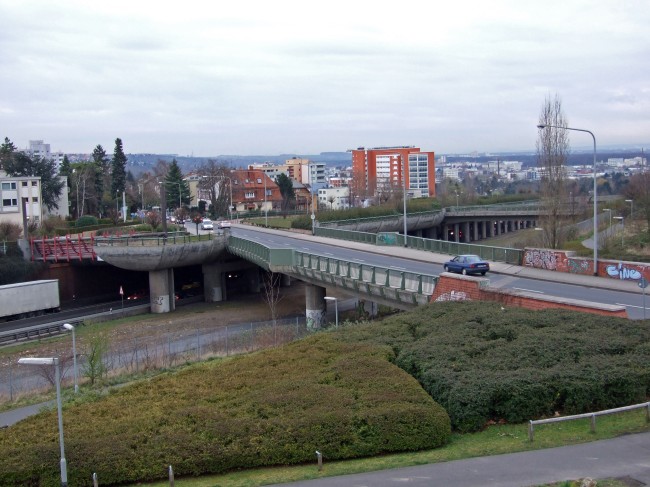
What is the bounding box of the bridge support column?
[463,222,471,243]
[149,268,175,313]
[305,284,326,329]
[202,263,224,302]
[281,274,291,287]
[481,220,488,239]
[454,223,460,242]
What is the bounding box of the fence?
[528,401,650,441]
[0,316,308,404]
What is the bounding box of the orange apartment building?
[351,146,436,199]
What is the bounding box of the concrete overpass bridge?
[92,230,438,327]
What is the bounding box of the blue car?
[443,254,490,276]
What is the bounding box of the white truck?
[0,280,61,321]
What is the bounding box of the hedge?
[0,334,450,486]
[338,301,650,432]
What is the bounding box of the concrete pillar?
[305,284,326,329]
[281,273,291,287]
[495,221,501,236]
[149,268,175,313]
[202,263,224,302]
[454,223,460,242]
[442,224,449,241]
[246,268,261,293]
[463,222,471,243]
[472,221,479,241]
[481,220,488,239]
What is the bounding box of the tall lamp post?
[626,199,633,219]
[324,296,338,328]
[402,156,408,247]
[614,216,624,247]
[62,323,78,393]
[538,124,597,275]
[18,357,68,487]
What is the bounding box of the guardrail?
[0,319,84,346]
[528,401,650,441]
[94,232,216,247]
[314,227,524,264]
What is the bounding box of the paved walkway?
[269,431,650,486]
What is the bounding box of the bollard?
[315,450,323,471]
[169,465,174,486]
[93,472,98,487]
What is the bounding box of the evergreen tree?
[110,138,127,197]
[275,173,295,214]
[92,144,110,217]
[0,137,17,171]
[164,159,191,210]
[59,155,72,187]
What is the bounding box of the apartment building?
[0,175,44,230]
[350,146,436,198]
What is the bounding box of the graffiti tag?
[435,290,469,302]
[606,262,643,281]
[524,249,558,270]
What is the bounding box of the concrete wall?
[430,272,628,318]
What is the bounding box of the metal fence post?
[93,472,98,487]
[528,421,534,442]
[590,414,596,433]
[168,465,174,486]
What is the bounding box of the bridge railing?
[94,232,215,247]
[291,252,437,307]
[314,227,524,264]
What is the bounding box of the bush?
[339,301,650,432]
[75,215,99,228]
[0,334,450,486]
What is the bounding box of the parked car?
[217,220,231,229]
[201,218,214,230]
[443,254,490,276]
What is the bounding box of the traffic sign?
[639,277,648,289]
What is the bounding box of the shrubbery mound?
[0,334,450,486]
[339,301,650,432]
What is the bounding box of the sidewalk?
[269,431,650,487]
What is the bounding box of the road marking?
[513,288,545,294]
[391,266,408,271]
[325,252,334,256]
[616,303,648,310]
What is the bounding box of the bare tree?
[536,94,570,248]
[262,271,283,324]
[197,160,231,218]
[625,171,650,235]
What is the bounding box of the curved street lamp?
[62,323,78,393]
[537,124,598,275]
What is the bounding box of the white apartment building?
[318,186,350,210]
[0,174,44,231]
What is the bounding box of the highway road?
[232,226,648,320]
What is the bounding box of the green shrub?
[0,334,450,486]
[339,301,650,432]
[75,215,99,228]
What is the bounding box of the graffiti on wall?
[435,290,469,302]
[606,262,643,281]
[524,249,559,270]
[567,259,592,275]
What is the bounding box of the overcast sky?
[1,1,648,157]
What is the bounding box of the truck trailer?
[0,280,61,321]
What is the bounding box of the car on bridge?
[201,218,214,230]
[443,254,490,276]
[217,220,231,229]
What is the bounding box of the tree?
[70,162,99,218]
[92,144,110,217]
[275,173,295,216]
[536,94,570,249]
[164,159,191,210]
[110,138,127,197]
[197,160,231,218]
[1,138,64,211]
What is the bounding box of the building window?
[2,198,17,206]
[32,197,39,203]
[32,181,38,186]
[22,181,28,187]
[1,182,16,190]
[245,191,255,199]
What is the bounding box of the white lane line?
[513,288,545,294]
[616,303,648,310]
[391,266,408,271]
[324,252,334,256]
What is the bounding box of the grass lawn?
[131,409,650,487]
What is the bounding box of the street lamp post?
[324,296,338,328]
[603,209,612,241]
[402,156,408,247]
[62,324,78,393]
[538,124,597,275]
[18,357,68,487]
[263,172,268,227]
[614,216,624,247]
[626,199,633,219]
